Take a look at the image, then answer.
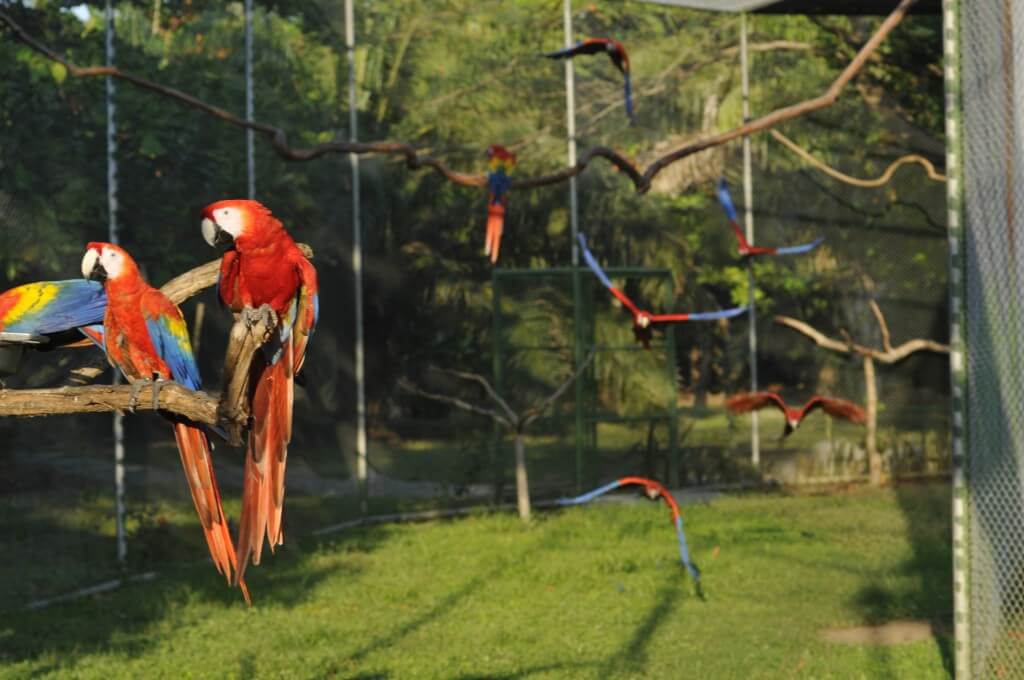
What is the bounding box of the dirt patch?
[821,620,939,646]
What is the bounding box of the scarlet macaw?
[201,200,318,584]
[578,233,748,348]
[0,279,106,346]
[80,242,247,602]
[485,145,516,264]
[726,391,866,437]
[544,38,634,123]
[716,179,824,257]
[557,476,700,584]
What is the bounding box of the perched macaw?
[81,242,247,602]
[545,38,634,123]
[716,179,824,257]
[578,233,748,348]
[0,279,106,346]
[201,199,318,584]
[485,145,516,264]
[557,476,700,585]
[726,391,866,438]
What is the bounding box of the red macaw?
[0,279,106,346]
[726,391,866,437]
[485,145,516,264]
[556,476,700,585]
[201,200,318,584]
[578,233,748,348]
[716,179,824,257]
[81,242,247,602]
[545,38,634,123]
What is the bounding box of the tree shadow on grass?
[595,575,686,678]
[0,521,393,668]
[849,482,953,678]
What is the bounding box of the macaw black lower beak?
[201,217,236,250]
[87,261,107,282]
[213,228,234,248]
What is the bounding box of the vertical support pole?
[665,275,679,488]
[563,0,585,492]
[492,269,505,503]
[345,0,368,513]
[943,0,969,675]
[105,0,126,565]
[245,0,255,199]
[740,13,760,469]
[563,0,579,264]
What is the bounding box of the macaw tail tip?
[486,204,505,264]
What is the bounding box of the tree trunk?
[514,432,531,522]
[864,355,881,485]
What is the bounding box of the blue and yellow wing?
[0,280,106,335]
[142,292,202,391]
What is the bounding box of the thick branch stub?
[0,383,218,424]
[218,305,278,446]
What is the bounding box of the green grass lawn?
[0,483,951,679]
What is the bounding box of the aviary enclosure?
[0,0,1004,677]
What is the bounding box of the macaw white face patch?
[213,206,245,238]
[81,246,126,280]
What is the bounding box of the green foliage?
[0,1,947,448]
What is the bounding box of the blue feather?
[716,178,739,223]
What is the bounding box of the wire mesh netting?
[960,1,1024,675]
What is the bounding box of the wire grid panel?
[962,1,1024,675]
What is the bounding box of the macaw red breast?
[219,230,304,317]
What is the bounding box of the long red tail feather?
[172,422,250,604]
[236,342,294,585]
[485,203,505,264]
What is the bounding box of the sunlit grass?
[1,484,951,679]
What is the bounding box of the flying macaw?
[201,199,318,584]
[726,391,866,438]
[485,145,516,264]
[557,476,700,585]
[578,233,748,348]
[544,38,634,123]
[81,242,247,603]
[716,179,824,257]
[0,279,106,347]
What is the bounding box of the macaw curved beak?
[81,249,105,282]
[202,217,235,249]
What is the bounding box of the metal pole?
[563,0,579,265]
[345,0,368,513]
[245,0,255,199]
[564,0,586,491]
[105,0,126,565]
[942,0,968,675]
[741,13,760,468]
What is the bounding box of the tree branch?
[521,350,596,428]
[397,377,512,428]
[775,311,949,365]
[0,383,218,424]
[440,368,518,424]
[0,0,918,194]
[868,299,893,353]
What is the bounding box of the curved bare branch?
[0,0,919,194]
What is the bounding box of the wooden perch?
[0,0,919,194]
[0,383,218,425]
[218,306,279,445]
[774,312,949,364]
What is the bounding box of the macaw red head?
[486,145,517,171]
[608,40,629,73]
[81,242,139,283]
[201,199,276,250]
